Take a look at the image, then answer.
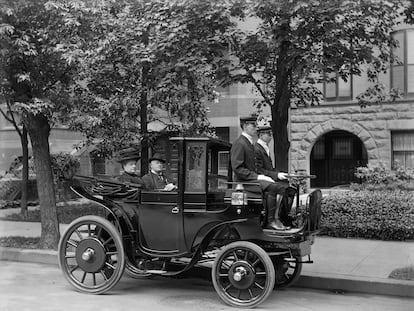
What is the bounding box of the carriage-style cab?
[59,136,322,308]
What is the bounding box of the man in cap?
[142,153,177,191]
[116,147,143,185]
[255,125,294,229]
[230,116,289,230]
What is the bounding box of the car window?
[185,142,206,192]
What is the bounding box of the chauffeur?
[254,125,292,229]
[230,116,289,230]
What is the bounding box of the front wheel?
[58,216,125,294]
[212,241,275,308]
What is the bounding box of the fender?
[70,185,138,262]
[193,218,247,251]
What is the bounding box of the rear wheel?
[272,255,302,288]
[58,216,125,294]
[212,241,275,308]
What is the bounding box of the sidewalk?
[0,208,413,298]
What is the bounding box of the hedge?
[320,189,414,241]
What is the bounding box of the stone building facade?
[289,101,414,187]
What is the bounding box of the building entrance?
[310,130,367,188]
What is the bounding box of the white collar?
[151,169,162,176]
[242,132,254,145]
[258,138,270,155]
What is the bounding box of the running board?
[145,270,168,274]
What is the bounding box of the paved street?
[0,261,412,311]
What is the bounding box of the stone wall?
[289,100,414,174]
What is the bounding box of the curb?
[0,246,58,266]
[295,272,414,298]
[1,247,413,298]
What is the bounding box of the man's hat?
[149,153,166,163]
[257,125,272,133]
[239,116,257,124]
[116,147,141,163]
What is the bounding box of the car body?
[58,136,322,308]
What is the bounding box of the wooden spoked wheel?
[58,216,125,294]
[212,241,275,308]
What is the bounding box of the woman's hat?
[116,147,141,163]
[149,153,166,163]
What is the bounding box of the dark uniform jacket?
[117,172,143,185]
[254,142,280,181]
[230,135,271,192]
[142,171,173,190]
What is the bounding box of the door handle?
[171,206,179,214]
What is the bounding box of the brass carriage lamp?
[231,183,248,209]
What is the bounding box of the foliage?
[50,152,80,182]
[354,162,398,185]
[320,190,414,241]
[389,266,414,281]
[0,0,78,121]
[0,0,86,248]
[218,0,410,170]
[54,0,236,155]
[5,156,35,178]
[353,162,414,191]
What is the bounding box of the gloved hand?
[257,175,275,183]
[164,183,177,191]
[277,172,289,180]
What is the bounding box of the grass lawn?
[0,236,40,249]
[0,202,106,249]
[1,202,106,224]
[389,266,414,281]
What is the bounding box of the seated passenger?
[116,147,143,185]
[142,153,177,191]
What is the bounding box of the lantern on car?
[231,183,248,207]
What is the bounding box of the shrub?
[320,190,414,241]
[50,153,80,181]
[355,162,413,184]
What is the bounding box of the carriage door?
[138,191,184,254]
[137,140,185,254]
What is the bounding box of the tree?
[62,0,236,171]
[221,0,409,171]
[0,99,29,217]
[0,0,81,248]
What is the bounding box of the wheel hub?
[228,261,256,289]
[75,238,107,273]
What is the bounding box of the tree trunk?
[24,113,59,249]
[20,125,29,218]
[140,29,150,174]
[272,100,290,172]
[140,64,149,175]
[272,34,291,173]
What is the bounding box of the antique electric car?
[58,137,322,308]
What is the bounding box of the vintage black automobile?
[58,137,322,308]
